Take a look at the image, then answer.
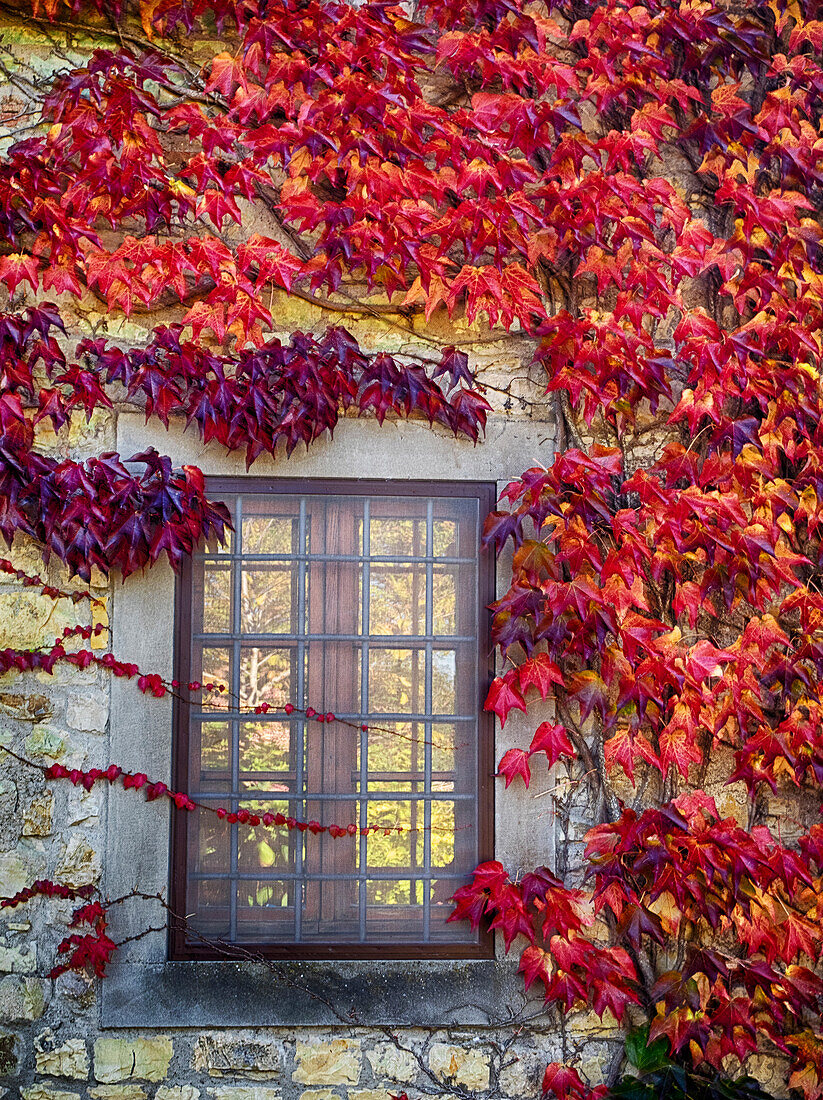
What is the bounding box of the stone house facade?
[0,17,582,1089]
[0,0,693,1089]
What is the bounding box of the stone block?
[22,792,53,837]
[293,1041,360,1087]
[93,1037,173,1083]
[365,1047,418,1085]
[156,1089,201,1100]
[208,1090,281,1100]
[298,1090,338,1100]
[67,788,100,826]
[56,835,100,888]
[429,1045,490,1091]
[0,848,46,910]
[0,536,45,575]
[193,1035,283,1079]
[65,692,108,733]
[0,779,15,815]
[350,1090,394,1100]
[91,601,109,650]
[0,942,36,973]
[55,969,94,1006]
[0,692,51,722]
[0,974,45,1021]
[24,727,65,760]
[21,1088,81,1100]
[0,1028,19,1076]
[0,592,80,650]
[88,1087,147,1100]
[35,1033,89,1079]
[499,1059,539,1097]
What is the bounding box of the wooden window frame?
[170,477,496,961]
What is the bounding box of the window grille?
[171,480,494,958]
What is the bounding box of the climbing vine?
[4,0,823,1096]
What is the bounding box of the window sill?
[100,956,530,1028]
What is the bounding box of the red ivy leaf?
[484,674,527,725]
[529,722,574,767]
[498,747,531,788]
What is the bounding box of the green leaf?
[625,1027,671,1074]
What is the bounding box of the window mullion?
[359,498,370,943]
[423,498,434,943]
[294,498,308,943]
[229,494,243,945]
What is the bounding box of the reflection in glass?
[239,722,292,777]
[202,564,232,633]
[198,722,230,772]
[241,567,294,634]
[432,650,457,714]
[200,648,231,706]
[370,513,426,557]
[433,519,457,557]
[239,648,291,708]
[368,649,424,714]
[432,568,460,635]
[238,801,293,872]
[369,565,425,636]
[242,515,295,555]
[198,818,229,871]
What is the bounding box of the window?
[171,479,495,959]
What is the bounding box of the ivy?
[3,0,823,1094]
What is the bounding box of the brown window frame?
[170,477,496,961]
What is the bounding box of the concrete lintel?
[115,412,555,483]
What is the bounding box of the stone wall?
[7,1025,570,1100]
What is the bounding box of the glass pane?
[241,566,295,634]
[431,880,475,942]
[242,514,296,555]
[364,880,424,939]
[431,801,457,868]
[370,511,426,556]
[369,564,426,636]
[432,650,457,713]
[239,647,292,708]
[432,568,459,635]
[202,563,232,633]
[195,817,230,873]
[301,878,360,942]
[368,649,425,713]
[237,804,294,873]
[433,519,457,557]
[236,880,294,942]
[196,721,230,774]
[365,801,413,868]
[200,648,232,706]
[238,721,293,778]
[362,722,423,776]
[366,879,413,905]
[432,722,460,777]
[188,877,231,938]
